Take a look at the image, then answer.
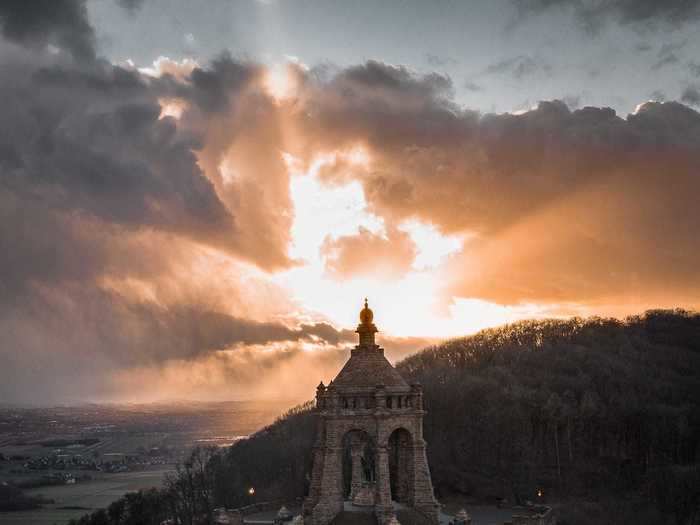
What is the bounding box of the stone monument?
[303,300,439,525]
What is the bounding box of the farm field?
[0,468,172,525]
[0,400,292,524]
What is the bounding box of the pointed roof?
[331,299,408,389]
[332,347,408,388]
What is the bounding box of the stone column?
[311,444,344,525]
[350,438,364,500]
[411,384,423,410]
[374,445,393,525]
[304,444,325,511]
[304,416,327,516]
[375,385,387,411]
[410,439,439,524]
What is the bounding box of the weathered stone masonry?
[303,300,440,525]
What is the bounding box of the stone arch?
[341,429,376,502]
[388,427,414,504]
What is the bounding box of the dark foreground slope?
[71,310,700,525]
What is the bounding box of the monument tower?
[303,300,439,525]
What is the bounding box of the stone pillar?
[410,439,439,524]
[304,416,327,516]
[350,437,364,499]
[304,444,325,511]
[393,433,413,504]
[328,390,340,414]
[375,386,387,411]
[310,445,343,525]
[374,445,393,525]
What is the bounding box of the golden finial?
[360,297,373,324]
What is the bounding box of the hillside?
[70,310,700,525]
[401,310,700,501]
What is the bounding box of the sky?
[1,0,700,404]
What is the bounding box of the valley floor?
[0,467,173,525]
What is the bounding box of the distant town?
[0,401,290,524]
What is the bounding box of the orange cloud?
[285,63,700,309]
[321,226,417,280]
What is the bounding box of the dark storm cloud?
[298,60,460,155]
[0,0,95,60]
[0,47,303,377]
[0,57,236,260]
[179,53,262,114]
[294,61,700,305]
[2,284,352,366]
[299,324,356,346]
[689,62,700,77]
[336,60,453,100]
[0,2,301,402]
[514,0,700,33]
[0,278,358,403]
[107,304,356,362]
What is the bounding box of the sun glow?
[273,155,546,339]
[263,63,296,102]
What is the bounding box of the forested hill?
[398,310,700,501]
[71,310,700,525]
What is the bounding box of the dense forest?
[70,310,700,525]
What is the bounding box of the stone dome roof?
[332,347,408,389]
[330,299,408,389]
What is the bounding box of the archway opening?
[342,430,376,503]
[388,427,413,503]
